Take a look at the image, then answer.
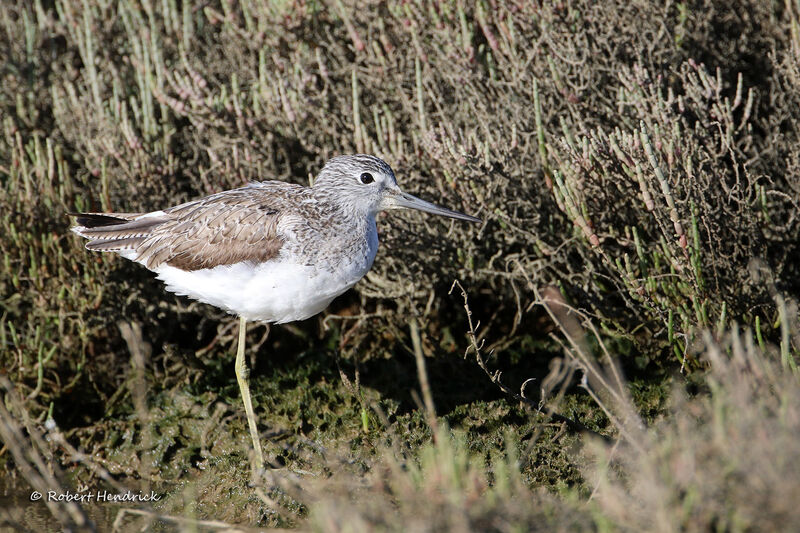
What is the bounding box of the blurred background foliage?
[1,0,800,530]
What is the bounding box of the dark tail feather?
[69,212,167,255]
[68,213,130,228]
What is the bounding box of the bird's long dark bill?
[393,191,481,223]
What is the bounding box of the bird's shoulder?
[166,181,309,218]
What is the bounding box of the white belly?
[151,254,372,323]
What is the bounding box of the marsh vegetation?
[1,1,799,530]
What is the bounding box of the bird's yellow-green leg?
[234,316,264,472]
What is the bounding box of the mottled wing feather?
[72,182,307,271]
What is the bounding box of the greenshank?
[70,154,480,472]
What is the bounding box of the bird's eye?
[360,172,374,184]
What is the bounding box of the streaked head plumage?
[312,154,400,216]
[316,154,398,187]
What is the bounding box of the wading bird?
[71,154,480,472]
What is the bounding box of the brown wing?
[72,182,304,271]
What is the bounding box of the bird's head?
[313,154,480,223]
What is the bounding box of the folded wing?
[70,183,302,271]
